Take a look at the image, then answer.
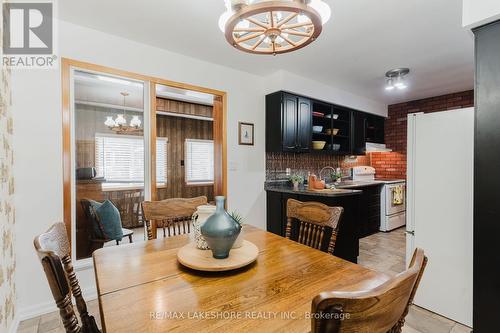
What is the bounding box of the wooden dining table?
[93,225,391,332]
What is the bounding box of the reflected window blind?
[95,134,167,183]
[185,139,214,184]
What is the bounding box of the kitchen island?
[265,182,364,263]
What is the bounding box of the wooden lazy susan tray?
[177,240,259,272]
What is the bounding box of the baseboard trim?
[18,286,97,322]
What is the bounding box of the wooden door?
[282,94,298,152]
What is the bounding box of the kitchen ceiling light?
[385,68,410,92]
[219,0,332,55]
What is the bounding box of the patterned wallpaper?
[0,6,16,331]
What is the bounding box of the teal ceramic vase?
[201,196,241,259]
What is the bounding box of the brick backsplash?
[373,90,474,178]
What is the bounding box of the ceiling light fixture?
[219,0,331,55]
[385,68,410,91]
[104,92,143,134]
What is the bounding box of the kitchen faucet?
[319,166,337,182]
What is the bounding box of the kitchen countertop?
[265,178,405,195]
[335,178,405,189]
[264,182,363,197]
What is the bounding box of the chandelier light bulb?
[297,14,309,24]
[130,116,142,128]
[115,114,127,126]
[235,19,250,30]
[219,10,233,32]
[104,116,116,128]
[308,0,331,24]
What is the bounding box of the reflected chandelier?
[104,92,142,134]
[219,0,331,55]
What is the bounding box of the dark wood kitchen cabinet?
[352,111,385,154]
[356,185,381,238]
[265,190,361,263]
[266,91,312,152]
[267,91,385,155]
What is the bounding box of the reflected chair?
[81,199,134,250]
[311,248,427,333]
[142,196,207,240]
[286,199,344,255]
[105,189,144,228]
[34,222,101,333]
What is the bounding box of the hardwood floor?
[18,227,471,333]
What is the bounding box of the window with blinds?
[95,134,167,185]
[185,139,214,185]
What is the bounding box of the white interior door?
[410,108,473,327]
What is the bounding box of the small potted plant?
[289,175,304,191]
[230,210,244,248]
[330,170,342,184]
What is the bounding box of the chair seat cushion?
[89,200,124,241]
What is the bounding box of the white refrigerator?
[406,108,473,327]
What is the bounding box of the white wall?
[12,20,387,318]
[265,70,387,117]
[463,0,500,29]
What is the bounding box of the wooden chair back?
[286,199,344,254]
[34,222,100,333]
[105,189,144,228]
[142,196,208,240]
[311,248,427,333]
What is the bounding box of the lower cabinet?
[266,191,361,263]
[356,186,381,238]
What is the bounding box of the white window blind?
[95,134,167,184]
[185,139,214,185]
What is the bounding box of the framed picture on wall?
[238,122,254,146]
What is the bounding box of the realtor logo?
[2,1,57,68]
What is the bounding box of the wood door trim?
[62,58,227,250]
[149,81,157,202]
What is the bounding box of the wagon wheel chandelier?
[219,0,331,55]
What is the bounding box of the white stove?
[351,166,406,232]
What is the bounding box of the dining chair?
[34,222,101,333]
[286,198,344,255]
[81,199,134,248]
[142,196,208,240]
[105,189,144,228]
[311,248,427,333]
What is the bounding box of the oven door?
[385,183,406,215]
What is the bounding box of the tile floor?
[18,227,472,333]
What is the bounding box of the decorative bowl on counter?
[312,141,326,150]
[312,126,323,133]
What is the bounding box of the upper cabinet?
[266,92,312,152]
[352,112,385,154]
[266,91,385,155]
